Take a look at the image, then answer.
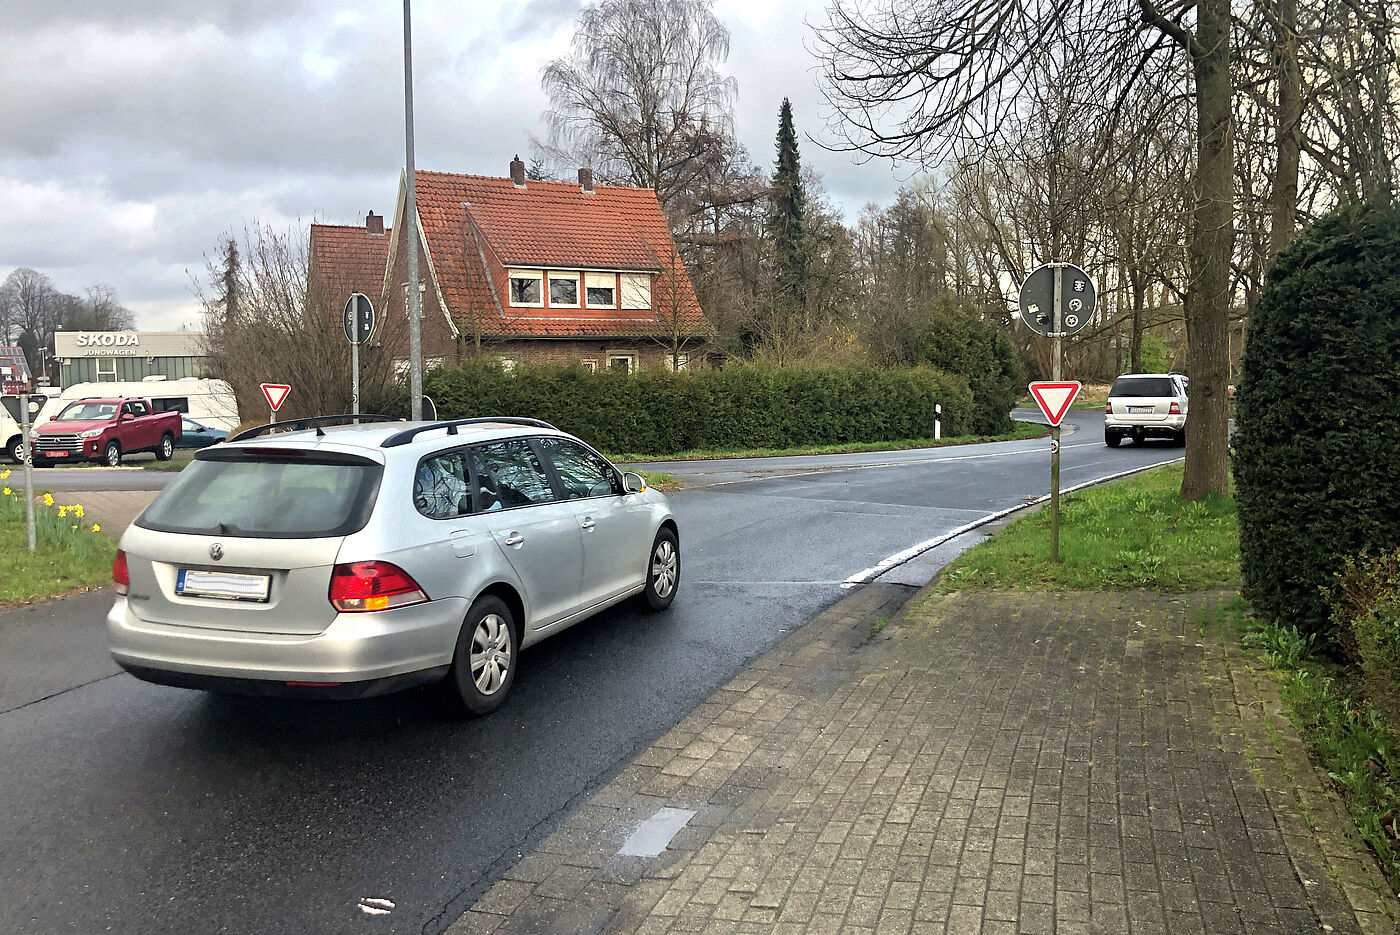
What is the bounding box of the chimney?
[578,167,594,193]
[510,154,526,188]
[365,211,384,235]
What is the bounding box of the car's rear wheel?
[1174,428,1187,447]
[103,441,121,467]
[639,528,679,611]
[156,433,174,461]
[1104,430,1122,448]
[444,595,517,715]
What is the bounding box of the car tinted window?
[57,401,117,420]
[415,451,474,519]
[137,455,382,538]
[469,439,556,511]
[1110,377,1178,397]
[538,438,620,499]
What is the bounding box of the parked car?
[41,378,239,433]
[107,416,680,715]
[175,417,227,449]
[1104,373,1189,447]
[2,393,49,463]
[31,397,182,465]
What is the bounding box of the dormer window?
[620,273,651,310]
[585,272,616,308]
[548,272,580,307]
[508,270,543,306]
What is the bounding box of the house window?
[508,270,543,307]
[620,273,651,310]
[548,272,580,308]
[96,357,117,381]
[581,359,598,373]
[402,282,427,317]
[585,272,616,308]
[606,352,638,375]
[665,354,690,372]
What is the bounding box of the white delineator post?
[935,403,942,441]
[19,392,35,552]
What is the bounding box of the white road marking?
[841,458,1185,587]
[357,897,394,916]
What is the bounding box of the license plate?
[1128,406,1154,413]
[176,569,271,602]
[49,450,69,457]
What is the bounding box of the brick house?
[308,212,391,302]
[365,157,713,374]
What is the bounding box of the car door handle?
[449,530,476,558]
[580,518,596,531]
[504,532,524,547]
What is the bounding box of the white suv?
[108,415,680,715]
[1104,373,1188,447]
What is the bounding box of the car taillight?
[1169,401,1181,414]
[329,561,427,613]
[113,549,129,596]
[1105,403,1112,414]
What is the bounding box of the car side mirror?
[623,472,647,494]
[120,413,133,422]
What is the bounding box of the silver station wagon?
[108,416,680,714]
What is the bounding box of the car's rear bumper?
[107,595,467,692]
[1105,415,1185,436]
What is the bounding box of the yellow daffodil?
[42,493,54,506]
[71,524,78,530]
[92,524,101,533]
[2,487,10,496]
[0,469,9,480]
[58,506,68,517]
[74,504,84,518]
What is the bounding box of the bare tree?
[0,268,62,378]
[195,224,400,422]
[538,0,738,213]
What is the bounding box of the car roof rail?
[228,413,401,443]
[380,417,558,448]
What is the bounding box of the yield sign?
[1029,381,1081,426]
[261,383,291,412]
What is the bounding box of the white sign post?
[343,293,375,423]
[19,392,35,552]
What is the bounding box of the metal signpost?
[343,293,376,420]
[1020,262,1095,562]
[19,392,35,552]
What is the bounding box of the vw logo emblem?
[209,543,224,561]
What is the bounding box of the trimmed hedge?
[1235,200,1400,635]
[922,297,1024,436]
[421,362,973,455]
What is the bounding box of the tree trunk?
[1269,0,1301,260]
[1181,0,1235,501]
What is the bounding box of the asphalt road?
[0,411,1184,935]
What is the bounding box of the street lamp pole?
[402,0,423,421]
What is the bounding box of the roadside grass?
[0,471,115,609]
[139,449,198,471]
[639,471,680,492]
[608,420,1048,463]
[1017,382,1111,411]
[938,462,1239,591]
[1235,608,1400,893]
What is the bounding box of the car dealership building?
[52,331,209,389]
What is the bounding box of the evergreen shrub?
[1235,200,1400,635]
[423,362,973,456]
[922,297,1023,435]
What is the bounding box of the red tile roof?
[414,171,712,339]
[308,223,391,300]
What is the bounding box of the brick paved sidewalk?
[448,586,1397,935]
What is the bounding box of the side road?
[446,586,1397,935]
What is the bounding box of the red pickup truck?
[31,397,182,466]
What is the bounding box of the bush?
[422,361,974,455]
[921,297,1023,435]
[1333,550,1400,725]
[1234,200,1400,636]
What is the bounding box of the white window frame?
[620,273,652,310]
[401,281,427,318]
[497,356,518,374]
[605,351,638,375]
[580,358,598,373]
[508,269,544,308]
[96,357,117,381]
[665,353,690,372]
[547,271,580,309]
[584,271,617,309]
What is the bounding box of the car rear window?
[1109,377,1178,397]
[136,452,382,538]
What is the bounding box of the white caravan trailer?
[40,378,240,433]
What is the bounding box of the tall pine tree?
[767,97,807,310]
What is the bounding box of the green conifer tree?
[767,98,807,311]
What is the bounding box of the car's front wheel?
[156,433,174,461]
[639,527,679,611]
[6,437,24,464]
[102,441,121,467]
[444,595,518,716]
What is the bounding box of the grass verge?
[1239,611,1400,893]
[0,472,115,609]
[639,471,680,492]
[609,420,1048,463]
[939,462,1239,591]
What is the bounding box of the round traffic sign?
[343,293,375,345]
[1017,264,1096,338]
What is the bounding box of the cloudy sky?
[0,0,913,331]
